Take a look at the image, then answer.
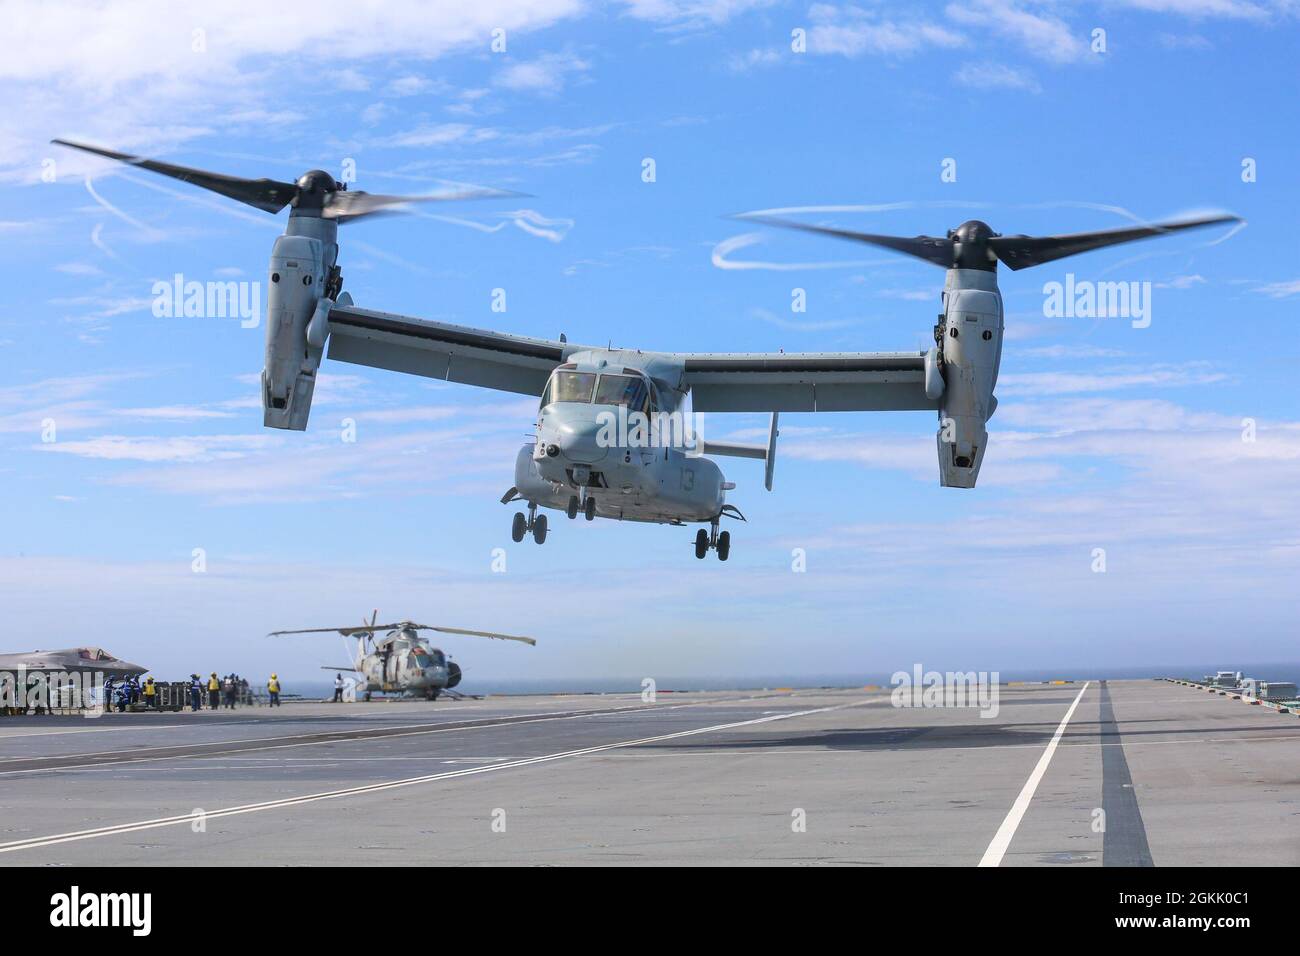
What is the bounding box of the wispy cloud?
[808,3,966,56]
[1251,278,1300,298]
[998,362,1228,397]
[494,52,591,95]
[945,0,1089,63]
[954,63,1041,92]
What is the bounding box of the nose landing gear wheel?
[511,512,527,542]
[716,530,731,561]
[694,528,709,559]
[566,496,579,519]
[584,496,596,521]
[533,513,548,544]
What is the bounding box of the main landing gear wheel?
[694,520,732,560]
[584,496,596,521]
[512,503,549,543]
[566,496,579,519]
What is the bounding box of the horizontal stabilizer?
[704,413,779,491]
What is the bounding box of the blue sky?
[1,0,1297,684]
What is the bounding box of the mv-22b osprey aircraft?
[269,612,535,700]
[55,140,1238,560]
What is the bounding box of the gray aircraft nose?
[551,415,608,463]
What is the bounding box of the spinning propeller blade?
[732,213,955,267]
[53,139,297,213]
[52,139,519,223]
[986,215,1242,270]
[737,210,1241,271]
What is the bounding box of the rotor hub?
[292,170,341,211]
[949,219,998,271]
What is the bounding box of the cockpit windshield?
[541,370,596,406]
[594,374,648,409]
[541,369,650,410]
[412,648,446,668]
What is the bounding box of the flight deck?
[0,679,1295,866]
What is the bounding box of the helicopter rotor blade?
[731,213,956,268]
[410,625,537,646]
[322,186,529,223]
[987,213,1243,270]
[52,139,297,214]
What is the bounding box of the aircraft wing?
[674,351,937,412]
[327,305,575,396]
[324,305,936,412]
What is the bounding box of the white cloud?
[1155,274,1206,289]
[0,0,585,177]
[1014,344,1128,360]
[808,3,967,56]
[997,363,1228,397]
[1117,0,1271,20]
[494,52,591,95]
[954,63,1041,92]
[945,0,1088,63]
[385,123,500,148]
[1251,278,1300,298]
[621,0,777,27]
[726,48,784,72]
[38,433,276,463]
[711,232,892,271]
[414,208,575,243]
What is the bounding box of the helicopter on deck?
[269,611,535,700]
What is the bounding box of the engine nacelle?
[263,234,327,430]
[936,271,1002,488]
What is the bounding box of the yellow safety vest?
[208,678,219,691]
[143,683,155,697]
[268,679,280,693]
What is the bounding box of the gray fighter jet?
[53,139,1239,560]
[0,646,147,680]
[269,612,535,700]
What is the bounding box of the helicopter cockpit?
[539,366,658,415]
